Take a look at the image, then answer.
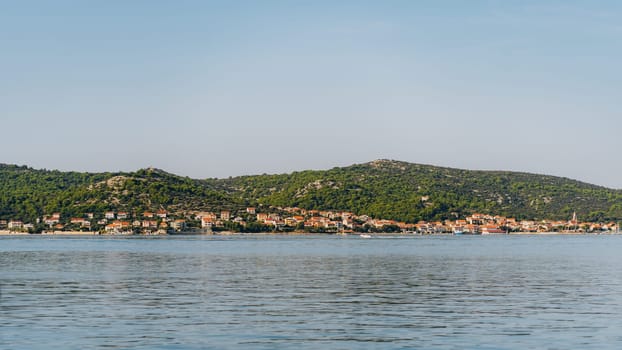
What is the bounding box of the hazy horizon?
[2,1,621,188]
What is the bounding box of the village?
[0,206,619,235]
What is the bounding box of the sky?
[2,1,621,187]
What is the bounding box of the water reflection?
[2,236,622,349]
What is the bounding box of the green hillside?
[2,160,622,224]
[0,165,244,223]
[213,160,622,222]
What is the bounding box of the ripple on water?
[2,235,622,349]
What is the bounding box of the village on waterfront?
[1,205,619,236]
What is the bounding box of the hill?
[0,164,244,224]
[2,160,622,224]
[212,159,622,222]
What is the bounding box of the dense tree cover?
[0,165,245,222]
[215,160,622,222]
[0,164,111,222]
[2,160,622,223]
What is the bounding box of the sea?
[2,234,622,349]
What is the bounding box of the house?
[307,216,330,229]
[8,220,23,230]
[257,213,269,222]
[521,221,538,232]
[357,215,370,222]
[143,211,154,218]
[232,217,246,226]
[105,221,131,233]
[157,210,167,218]
[171,220,186,231]
[203,212,217,220]
[397,222,415,231]
[284,217,298,227]
[415,221,430,233]
[325,220,339,229]
[142,220,158,229]
[105,212,115,220]
[220,211,231,221]
[44,218,58,226]
[284,215,305,226]
[551,221,567,230]
[342,218,354,229]
[284,207,300,214]
[467,214,483,225]
[43,214,60,226]
[264,218,278,227]
[372,219,397,229]
[201,217,214,228]
[328,212,342,220]
[464,224,479,234]
[117,212,128,220]
[246,207,256,214]
[70,218,91,228]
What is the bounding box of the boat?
[359,234,372,238]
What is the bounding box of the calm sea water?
[3,234,622,349]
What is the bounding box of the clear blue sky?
[2,1,621,187]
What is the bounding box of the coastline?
[42,231,100,235]
[1,230,618,236]
[511,231,588,235]
[0,230,100,236]
[0,230,28,235]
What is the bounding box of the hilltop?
[0,164,245,224]
[211,159,622,222]
[1,160,622,225]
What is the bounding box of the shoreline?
[0,230,29,235]
[2,230,619,236]
[42,231,100,235]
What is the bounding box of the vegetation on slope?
[0,165,243,223]
[2,160,622,223]
[214,160,622,222]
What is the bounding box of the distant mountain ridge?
[1,160,622,224]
